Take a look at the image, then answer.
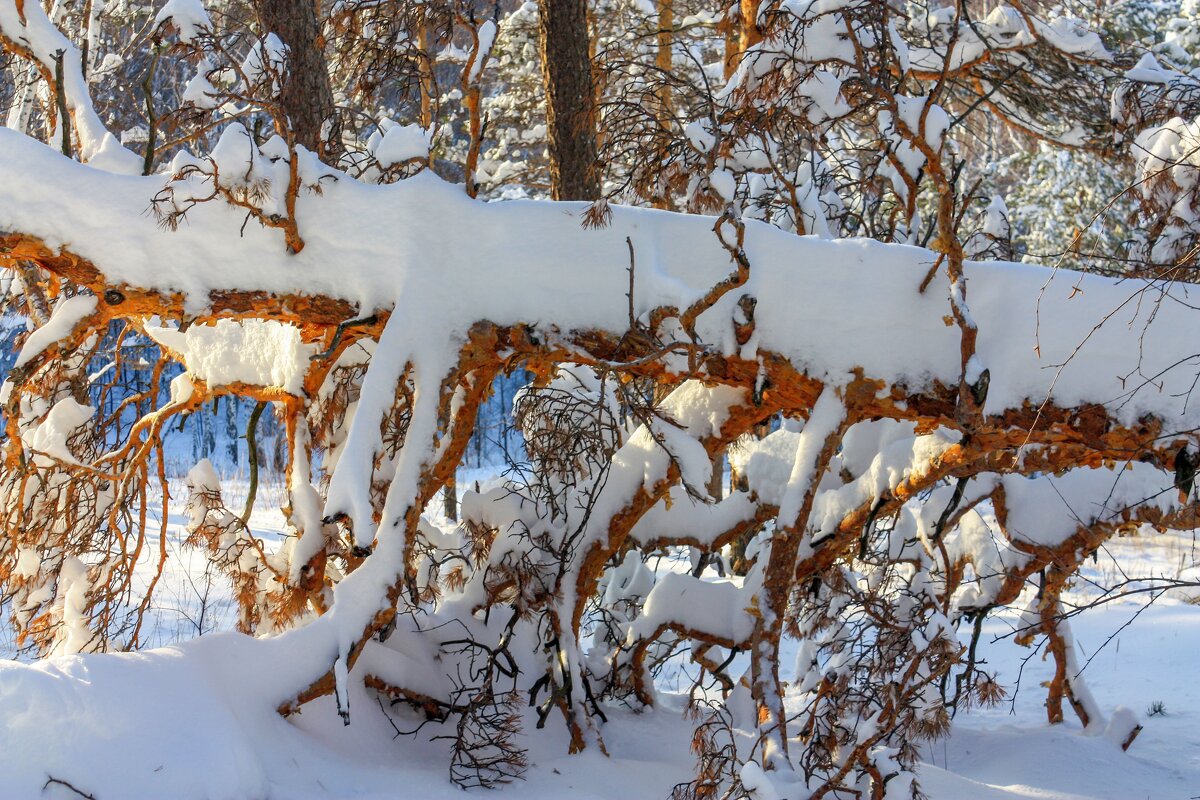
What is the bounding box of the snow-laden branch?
[0,1,140,171]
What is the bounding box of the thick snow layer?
[21,397,92,464]
[0,132,1198,427]
[809,428,961,539]
[372,122,431,167]
[999,463,1182,547]
[11,293,95,370]
[628,572,754,644]
[629,487,757,548]
[145,318,317,393]
[0,629,697,799]
[153,0,212,44]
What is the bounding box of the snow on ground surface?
[2,473,1199,800]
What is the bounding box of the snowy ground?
[3,475,1199,800]
[925,604,1200,800]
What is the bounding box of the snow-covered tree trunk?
[252,0,339,160]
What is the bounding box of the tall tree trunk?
[5,63,37,133]
[538,0,600,200]
[720,0,762,80]
[652,0,674,210]
[656,0,673,118]
[418,16,434,130]
[242,401,266,526]
[720,4,738,81]
[443,480,457,522]
[253,0,340,160]
[739,0,762,52]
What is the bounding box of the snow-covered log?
[0,130,1198,432]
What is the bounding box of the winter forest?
[5,0,1200,798]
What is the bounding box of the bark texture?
[538,0,601,200]
[253,0,340,159]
